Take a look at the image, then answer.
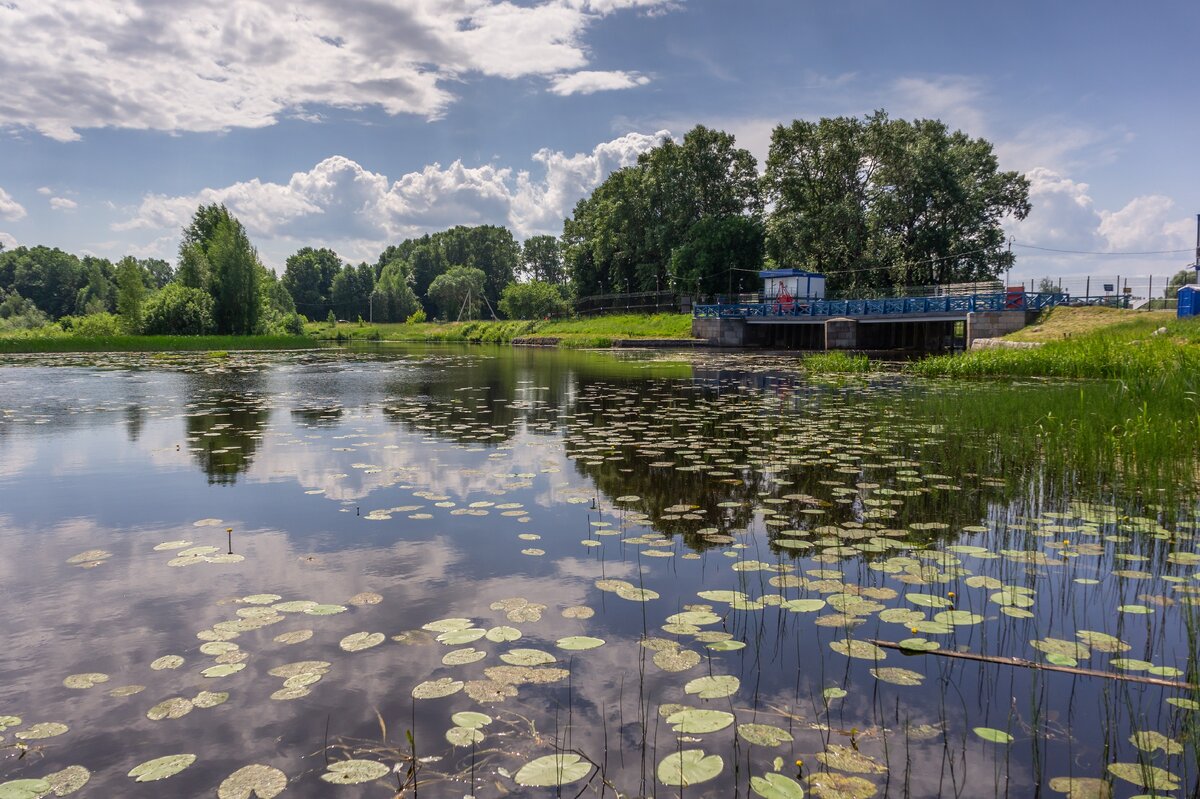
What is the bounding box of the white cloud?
[36,186,52,196]
[891,75,987,136]
[549,70,651,96]
[0,186,26,221]
[0,232,16,249]
[49,197,78,211]
[0,0,673,141]
[118,130,668,266]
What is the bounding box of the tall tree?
[428,265,487,320]
[329,263,375,320]
[206,216,260,334]
[115,256,146,330]
[282,246,342,319]
[521,235,564,284]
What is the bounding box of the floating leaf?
[0,780,50,799]
[817,744,886,774]
[1046,776,1110,799]
[561,606,594,619]
[870,667,924,686]
[1129,729,1183,755]
[320,760,390,785]
[193,690,229,709]
[657,749,723,787]
[823,687,847,701]
[339,632,384,652]
[348,592,382,606]
[147,697,193,721]
[151,655,184,671]
[451,711,492,729]
[217,765,288,799]
[556,636,605,651]
[738,723,793,747]
[45,765,91,796]
[16,723,68,740]
[485,626,521,643]
[500,649,556,666]
[273,630,313,645]
[653,648,700,672]
[514,754,592,787]
[751,773,806,799]
[667,708,735,734]
[829,639,886,661]
[1106,762,1180,791]
[445,726,484,746]
[62,673,108,689]
[973,727,1013,744]
[0,716,21,731]
[807,771,877,798]
[411,678,463,699]
[437,628,486,645]
[442,648,487,666]
[202,663,246,678]
[128,754,196,782]
[684,675,739,699]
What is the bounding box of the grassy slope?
[1004,306,1175,342]
[309,314,696,348]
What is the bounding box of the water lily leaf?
[445,726,484,746]
[973,727,1013,744]
[485,626,521,643]
[514,754,592,787]
[561,606,594,619]
[348,592,382,606]
[437,628,486,645]
[45,765,90,796]
[933,610,982,626]
[1167,697,1200,710]
[556,636,605,651]
[667,708,735,734]
[817,744,886,774]
[906,594,951,608]
[217,765,287,799]
[783,599,828,613]
[451,711,492,729]
[897,638,939,652]
[0,780,50,799]
[268,661,330,678]
[15,723,68,740]
[128,754,196,782]
[500,649,556,666]
[1117,604,1152,615]
[653,648,700,672]
[707,639,746,651]
[62,673,108,689]
[273,630,313,645]
[1106,762,1180,791]
[870,667,924,686]
[684,675,739,699]
[738,723,793,747]
[320,760,389,785]
[202,663,246,678]
[193,690,229,709]
[807,771,877,798]
[657,749,723,787]
[339,632,384,652]
[304,604,347,616]
[1075,631,1130,653]
[1047,776,1109,798]
[829,639,886,661]
[823,687,847,701]
[411,678,463,699]
[151,655,185,671]
[1129,730,1183,755]
[147,697,193,721]
[751,772,806,799]
[442,647,487,666]
[0,716,20,731]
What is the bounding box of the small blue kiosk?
[1178,284,1199,318]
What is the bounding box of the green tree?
[206,216,260,334]
[176,242,210,290]
[140,258,174,289]
[115,256,146,331]
[141,284,216,335]
[498,280,570,319]
[372,260,421,321]
[258,266,304,334]
[1,245,86,319]
[1166,269,1196,296]
[428,265,487,320]
[521,235,564,284]
[282,247,342,319]
[329,263,375,320]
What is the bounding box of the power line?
[1012,243,1194,256]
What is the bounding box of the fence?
[573,290,689,315]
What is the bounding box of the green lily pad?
[147,697,193,721]
[193,691,229,709]
[445,726,484,746]
[151,656,185,671]
[1129,730,1183,755]
[933,610,982,626]
[217,765,287,799]
[411,678,463,699]
[870,667,924,686]
[45,765,90,796]
[442,648,487,666]
[485,626,522,643]
[823,687,847,701]
[817,744,886,774]
[320,760,390,785]
[15,723,68,740]
[556,636,605,651]
[62,673,108,690]
[738,723,793,747]
[751,772,806,799]
[128,754,196,782]
[202,663,246,678]
[829,639,886,661]
[1046,776,1110,799]
[450,711,492,729]
[0,780,50,799]
[339,632,385,652]
[0,716,21,731]
[436,628,486,645]
[657,749,723,787]
[500,649,556,666]
[973,727,1013,744]
[305,604,347,616]
[897,638,939,652]
[684,675,739,699]
[514,754,592,787]
[653,648,700,672]
[1106,762,1180,791]
[667,708,735,734]
[807,771,878,798]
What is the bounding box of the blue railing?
[693,292,1067,319]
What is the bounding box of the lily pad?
[817,744,886,774]
[514,754,592,787]
[1106,762,1180,791]
[556,636,605,651]
[1129,729,1183,755]
[653,648,700,672]
[202,663,246,678]
[15,722,68,740]
[870,667,924,686]
[684,675,739,699]
[151,656,185,671]
[829,639,886,661]
[339,632,385,652]
[657,749,724,787]
[128,754,196,782]
[451,711,492,729]
[445,726,484,746]
[500,649,556,666]
[751,773,806,799]
[62,673,108,690]
[738,723,794,747]
[411,678,464,699]
[808,772,877,798]
[1046,777,1110,799]
[45,765,90,796]
[0,780,50,799]
[973,727,1013,744]
[667,708,735,734]
[147,697,193,721]
[217,765,288,799]
[320,760,390,785]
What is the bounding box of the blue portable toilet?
[1179,285,1200,318]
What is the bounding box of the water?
[0,346,1196,798]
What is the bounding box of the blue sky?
[0,0,1196,287]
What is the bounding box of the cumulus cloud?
[0,232,16,249]
[0,186,26,221]
[118,130,668,265]
[0,0,674,141]
[49,197,78,211]
[549,70,651,96]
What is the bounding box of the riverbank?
[307,313,696,348]
[0,333,313,353]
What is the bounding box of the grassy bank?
[309,313,695,348]
[1004,306,1174,342]
[0,333,313,353]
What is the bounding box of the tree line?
[4,110,1087,334]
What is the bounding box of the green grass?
[802,351,872,373]
[0,333,313,353]
[308,314,695,348]
[1005,306,1174,343]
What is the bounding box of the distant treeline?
[2,110,1037,334]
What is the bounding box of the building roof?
[758,269,825,279]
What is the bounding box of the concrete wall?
[824,317,858,349]
[966,311,1037,346]
[692,317,765,347]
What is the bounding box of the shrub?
[60,312,124,337]
[406,308,427,324]
[141,284,217,335]
[498,281,570,320]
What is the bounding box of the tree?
[206,216,260,334]
[1166,268,1197,296]
[140,258,174,289]
[115,256,146,331]
[372,260,421,322]
[282,247,342,319]
[258,266,304,334]
[176,242,210,290]
[763,111,1030,295]
[498,280,570,319]
[521,235,564,284]
[428,265,487,320]
[2,245,87,319]
[141,284,216,335]
[1037,277,1060,294]
[329,263,374,320]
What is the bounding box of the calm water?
[0,346,1196,798]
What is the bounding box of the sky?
[0,0,1196,289]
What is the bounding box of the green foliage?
[406,308,426,324]
[141,283,216,335]
[206,215,260,334]
[0,334,309,353]
[176,242,210,290]
[0,289,50,329]
[521,235,565,284]
[116,256,146,331]
[763,111,1030,295]
[428,265,487,320]
[498,280,570,319]
[803,352,871,373]
[1166,268,1197,296]
[372,260,421,321]
[59,312,124,337]
[326,309,337,326]
[282,246,342,319]
[329,263,375,320]
[257,266,304,335]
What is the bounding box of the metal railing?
[693,292,1068,319]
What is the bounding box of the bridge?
[692,291,1069,350]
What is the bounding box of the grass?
[308,314,695,348]
[0,333,312,353]
[1004,306,1174,342]
[801,351,871,373]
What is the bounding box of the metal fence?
[573,290,689,315]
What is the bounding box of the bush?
[498,281,570,320]
[406,308,426,324]
[59,312,124,337]
[141,284,217,335]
